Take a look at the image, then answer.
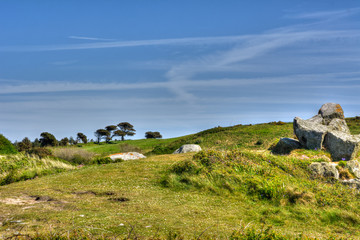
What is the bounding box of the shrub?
[0,134,17,154]
[91,156,123,164]
[145,131,162,139]
[28,147,53,158]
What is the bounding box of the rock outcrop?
[293,103,358,161]
[173,144,202,154]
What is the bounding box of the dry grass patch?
[52,147,97,164]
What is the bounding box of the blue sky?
[1,1,360,142]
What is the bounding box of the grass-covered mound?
[61,117,360,158]
[0,134,17,154]
[0,152,357,239]
[161,149,360,236]
[0,153,75,185]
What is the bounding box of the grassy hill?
[1,118,360,239]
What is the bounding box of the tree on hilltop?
[39,132,57,147]
[113,130,126,141]
[105,125,118,141]
[94,129,110,143]
[77,132,88,144]
[145,131,162,139]
[59,137,69,146]
[18,137,32,152]
[117,122,136,141]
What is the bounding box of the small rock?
[109,152,146,161]
[271,138,301,154]
[339,179,360,190]
[309,162,339,179]
[346,160,360,178]
[173,144,202,154]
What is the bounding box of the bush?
[91,156,123,164]
[0,134,17,154]
[28,147,53,158]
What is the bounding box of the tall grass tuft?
[52,147,97,164]
[0,153,75,185]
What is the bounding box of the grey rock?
[309,162,339,179]
[339,179,360,190]
[345,160,360,178]
[173,144,202,154]
[271,138,301,154]
[318,103,345,125]
[109,152,146,161]
[323,130,360,161]
[328,118,350,134]
[293,117,328,150]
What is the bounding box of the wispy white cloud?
[51,60,78,66]
[1,71,360,95]
[286,8,360,20]
[0,35,251,52]
[68,36,115,41]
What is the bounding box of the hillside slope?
[1,119,360,239]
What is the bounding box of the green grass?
[78,138,180,155]
[1,118,360,239]
[55,117,360,158]
[0,151,358,239]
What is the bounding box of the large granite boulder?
[309,162,339,179]
[173,144,202,154]
[293,117,328,150]
[271,138,301,154]
[318,103,345,124]
[323,131,360,161]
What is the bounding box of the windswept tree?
[113,130,126,141]
[145,131,162,139]
[77,132,88,144]
[94,129,110,143]
[59,137,69,146]
[18,137,32,152]
[39,132,57,147]
[69,137,76,145]
[117,122,136,141]
[105,125,118,141]
[32,138,41,148]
